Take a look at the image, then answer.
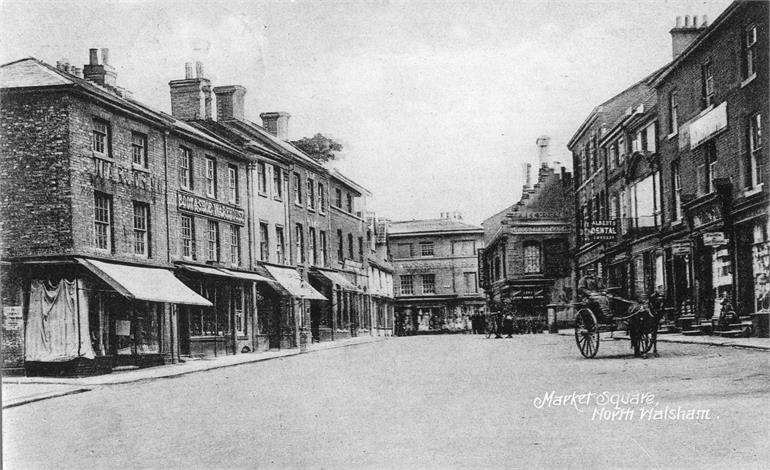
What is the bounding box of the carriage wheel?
[575,308,599,358]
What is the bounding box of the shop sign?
[512,288,545,300]
[3,306,22,331]
[509,211,565,219]
[509,225,570,234]
[587,220,617,241]
[477,249,486,287]
[91,157,165,194]
[703,232,728,247]
[690,102,727,149]
[177,192,245,225]
[690,204,722,229]
[671,241,691,256]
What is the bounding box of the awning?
[76,258,212,306]
[313,270,362,292]
[217,268,274,284]
[264,265,327,300]
[179,264,274,283]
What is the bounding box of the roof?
[187,120,283,161]
[330,168,372,197]
[1,58,246,158]
[651,1,741,87]
[388,218,483,236]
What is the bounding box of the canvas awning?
[313,270,362,292]
[179,264,274,284]
[76,258,212,306]
[264,265,327,300]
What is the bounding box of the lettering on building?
[587,220,618,241]
[690,204,722,229]
[90,157,165,193]
[509,225,570,234]
[177,192,245,225]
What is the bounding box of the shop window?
[230,225,241,266]
[234,286,245,336]
[181,215,194,259]
[94,192,112,251]
[205,157,217,199]
[131,132,147,167]
[421,274,436,294]
[228,165,239,204]
[132,202,149,257]
[523,242,542,273]
[420,241,434,257]
[134,302,160,354]
[207,220,219,261]
[747,113,764,188]
[400,275,414,295]
[191,285,220,336]
[179,147,192,190]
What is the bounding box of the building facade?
[389,213,485,334]
[567,2,769,335]
[480,140,574,329]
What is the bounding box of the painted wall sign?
[3,306,22,331]
[509,225,570,234]
[510,211,566,219]
[177,192,245,225]
[91,157,165,193]
[690,102,727,149]
[587,220,617,241]
[703,232,728,247]
[671,241,692,255]
[690,203,722,229]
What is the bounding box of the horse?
[626,298,664,358]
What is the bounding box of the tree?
[291,133,343,162]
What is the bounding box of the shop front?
[264,265,327,350]
[20,258,211,376]
[308,268,361,342]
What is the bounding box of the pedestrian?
[503,313,514,338]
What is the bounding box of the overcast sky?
[1,0,733,224]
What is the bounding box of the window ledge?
[273,197,283,202]
[671,219,685,228]
[132,165,150,173]
[666,131,678,140]
[744,184,764,197]
[741,73,757,88]
[258,192,268,198]
[294,202,304,208]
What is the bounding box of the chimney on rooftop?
[83,48,117,87]
[213,85,247,121]
[536,135,551,168]
[169,61,212,120]
[260,112,291,140]
[670,15,708,58]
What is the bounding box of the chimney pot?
[185,62,193,79]
[675,16,681,28]
[89,49,99,65]
[101,48,110,65]
[83,48,117,87]
[684,15,690,27]
[702,15,708,27]
[195,61,204,79]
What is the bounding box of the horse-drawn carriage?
[574,290,663,358]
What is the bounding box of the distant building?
[480,139,573,328]
[389,213,484,334]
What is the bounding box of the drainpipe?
[247,161,255,269]
[163,130,172,263]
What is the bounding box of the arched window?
[523,242,542,274]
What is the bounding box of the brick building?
[366,214,395,336]
[389,213,484,334]
[1,50,380,375]
[480,138,573,329]
[566,1,769,335]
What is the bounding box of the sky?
[0,0,733,225]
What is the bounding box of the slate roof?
[388,218,483,235]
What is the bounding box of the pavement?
[1,334,386,409]
[4,334,770,469]
[557,328,770,350]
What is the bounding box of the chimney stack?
[83,47,117,87]
[536,135,551,168]
[260,112,291,140]
[670,14,708,58]
[213,85,247,121]
[169,62,212,120]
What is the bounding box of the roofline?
[651,1,741,87]
[388,229,484,238]
[330,168,372,197]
